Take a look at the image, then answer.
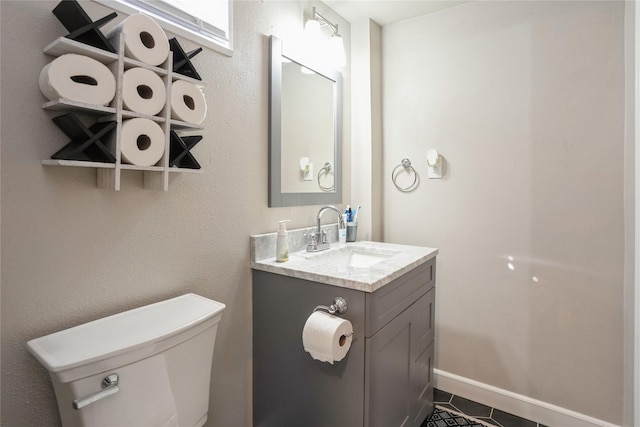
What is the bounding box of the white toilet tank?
[27,293,226,427]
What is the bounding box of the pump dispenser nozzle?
[278,220,290,232]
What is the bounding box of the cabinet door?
[409,342,434,426]
[365,309,412,427]
[409,289,435,425]
[365,289,435,427]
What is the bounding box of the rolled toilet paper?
[109,14,169,66]
[39,54,116,106]
[122,67,167,116]
[120,118,165,167]
[171,80,207,124]
[302,311,353,364]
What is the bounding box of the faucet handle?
[306,232,319,252]
[321,230,328,244]
[308,232,318,246]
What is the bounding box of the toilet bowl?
[27,293,225,427]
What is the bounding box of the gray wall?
[0,1,350,426]
[381,1,625,424]
[622,3,637,426]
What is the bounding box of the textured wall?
[0,1,350,426]
[382,1,625,424]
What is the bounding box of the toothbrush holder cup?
[346,223,357,242]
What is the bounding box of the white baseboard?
[434,369,620,427]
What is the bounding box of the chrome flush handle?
[72,374,119,410]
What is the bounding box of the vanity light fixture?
[304,7,346,68]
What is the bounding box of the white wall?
[0,1,350,425]
[382,1,625,424]
[351,19,383,241]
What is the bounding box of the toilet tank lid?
[27,293,226,373]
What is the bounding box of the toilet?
[27,293,225,427]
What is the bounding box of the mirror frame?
[268,35,343,207]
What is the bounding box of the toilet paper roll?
[120,118,165,167]
[302,311,353,364]
[109,14,169,66]
[39,54,116,106]
[123,67,167,116]
[171,80,207,124]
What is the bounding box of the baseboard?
[434,369,620,427]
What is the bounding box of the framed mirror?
[268,35,342,207]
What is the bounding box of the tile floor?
[432,389,547,427]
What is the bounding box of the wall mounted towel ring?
[318,161,335,192]
[392,158,418,192]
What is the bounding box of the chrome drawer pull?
[73,374,119,410]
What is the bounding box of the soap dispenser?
[276,220,291,262]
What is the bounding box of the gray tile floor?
[433,389,548,427]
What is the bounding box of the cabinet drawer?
[365,259,434,337]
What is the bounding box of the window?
[94,0,232,56]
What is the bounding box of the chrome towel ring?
[317,161,335,192]
[392,158,418,192]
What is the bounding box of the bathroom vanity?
[251,232,437,427]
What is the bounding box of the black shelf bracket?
[169,130,202,169]
[169,38,203,80]
[51,113,117,163]
[52,0,117,53]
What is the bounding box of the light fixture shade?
[304,19,321,41]
[329,34,346,68]
[303,18,325,67]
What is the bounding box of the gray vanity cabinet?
[252,257,436,427]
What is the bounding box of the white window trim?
[93,0,233,56]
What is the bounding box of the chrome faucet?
[307,205,346,252]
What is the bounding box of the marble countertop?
[251,240,438,293]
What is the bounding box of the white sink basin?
[306,246,400,268]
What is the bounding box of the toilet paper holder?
[312,297,353,338]
[313,297,348,315]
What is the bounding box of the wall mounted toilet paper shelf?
[40,19,206,191]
